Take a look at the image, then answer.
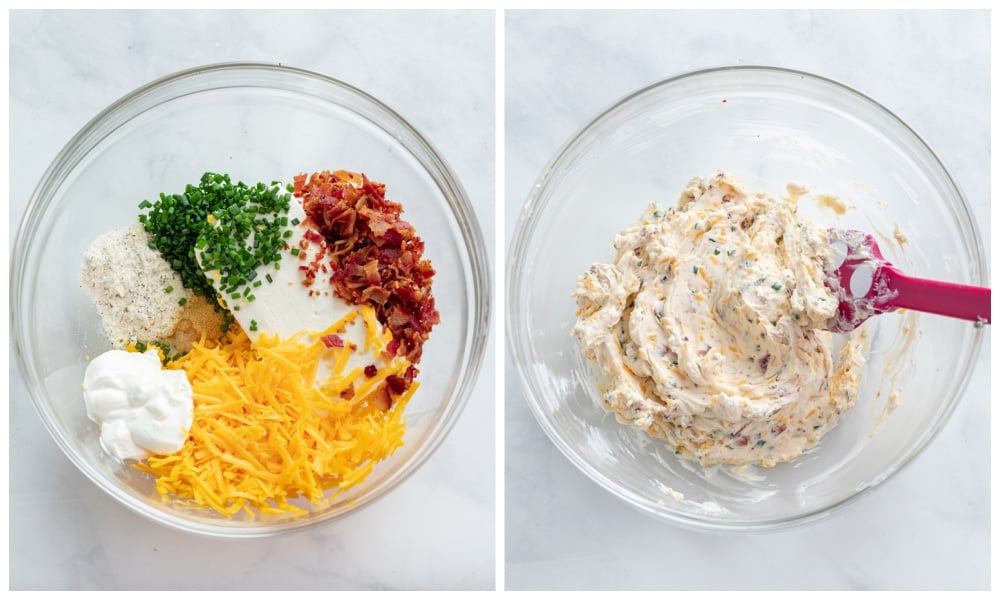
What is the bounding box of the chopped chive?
[164,285,174,293]
[138,172,294,309]
[771,282,782,291]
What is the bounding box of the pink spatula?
[824,228,990,333]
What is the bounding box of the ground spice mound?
[80,221,224,351]
[294,170,440,364]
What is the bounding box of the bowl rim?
[11,60,492,538]
[506,64,987,532]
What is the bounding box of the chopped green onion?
[137,172,295,308]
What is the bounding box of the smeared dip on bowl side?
[80,170,439,517]
[572,171,867,467]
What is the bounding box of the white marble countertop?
[9,10,495,590]
[8,8,993,592]
[504,9,990,590]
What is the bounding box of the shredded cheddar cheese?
[136,319,415,518]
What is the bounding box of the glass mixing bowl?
[11,62,490,537]
[507,65,987,531]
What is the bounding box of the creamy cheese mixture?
[572,172,868,467]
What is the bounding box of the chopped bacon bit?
[303,229,324,244]
[385,364,416,395]
[294,169,440,365]
[385,375,406,395]
[339,384,355,400]
[364,364,378,378]
[372,385,393,411]
[299,264,316,287]
[321,334,344,348]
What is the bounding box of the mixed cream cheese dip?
[572,172,867,467]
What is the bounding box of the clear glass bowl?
[11,62,490,537]
[507,66,987,531]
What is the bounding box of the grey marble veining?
[9,9,495,591]
[504,9,989,591]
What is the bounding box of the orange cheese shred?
[136,320,414,518]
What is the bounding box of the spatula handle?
[881,267,990,324]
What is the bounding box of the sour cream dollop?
[82,349,193,460]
